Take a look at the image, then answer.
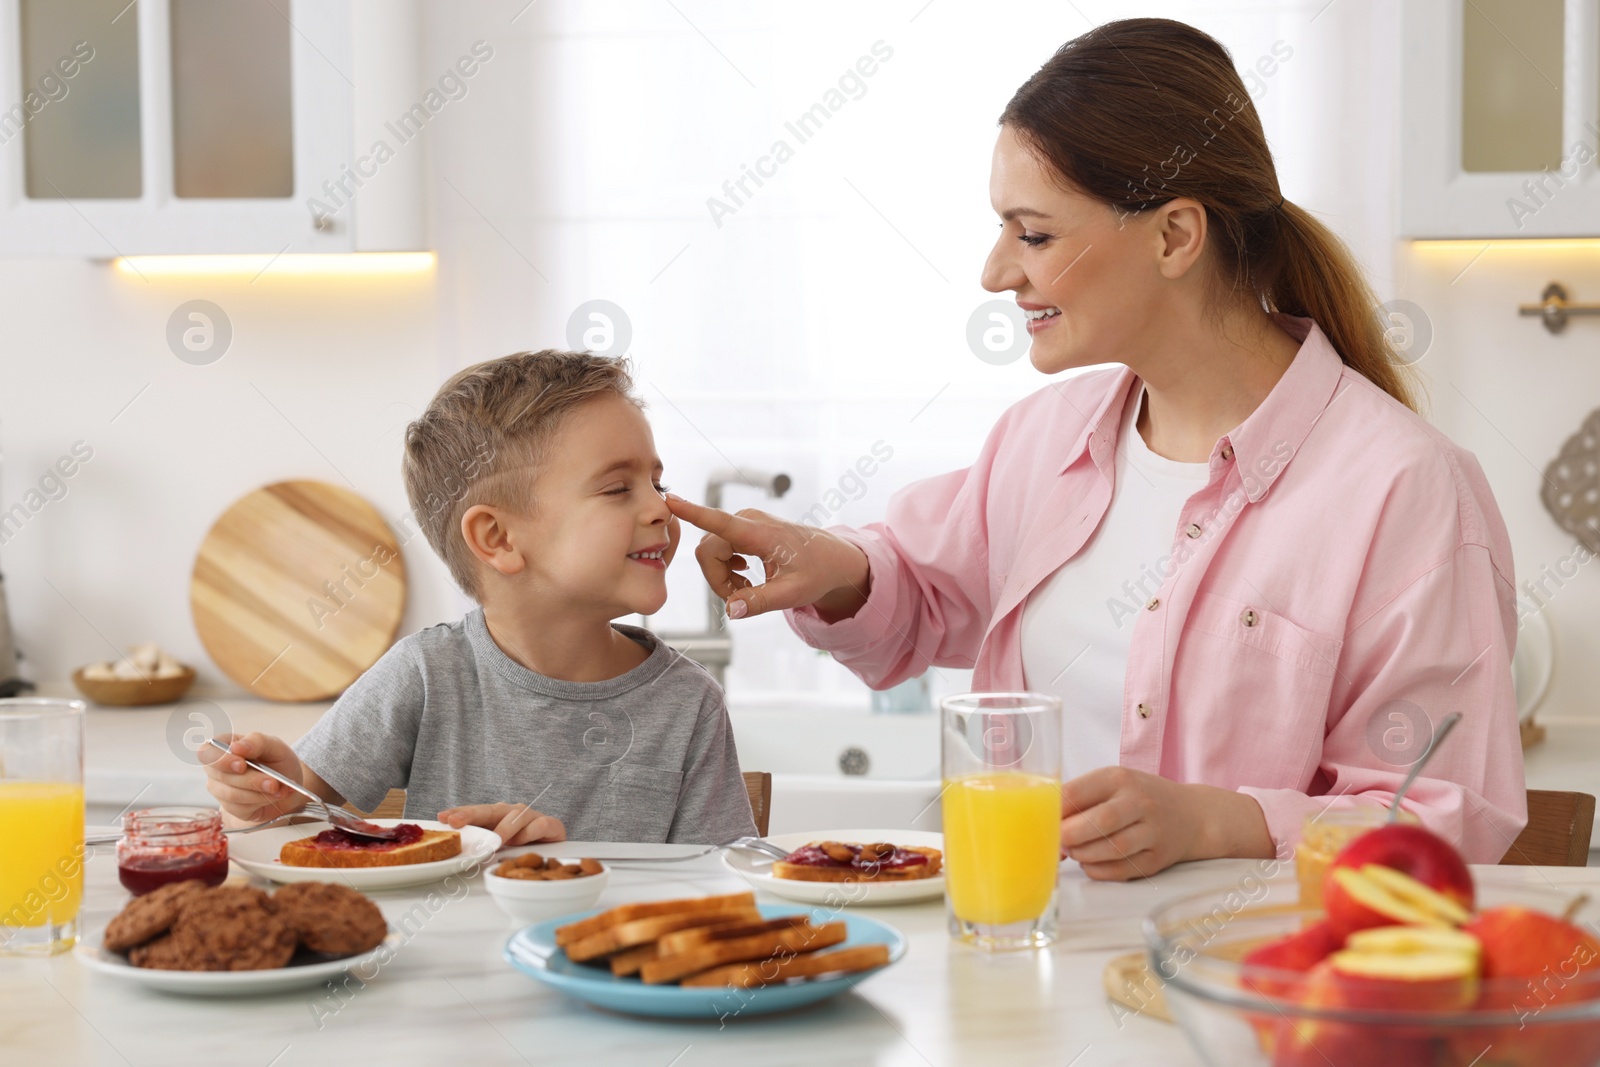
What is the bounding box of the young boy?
[201,350,757,846]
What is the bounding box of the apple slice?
[1270,925,1480,1067]
[1319,823,1475,940]
[1332,924,1482,1001]
[1326,863,1473,937]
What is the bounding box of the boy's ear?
[461,503,526,577]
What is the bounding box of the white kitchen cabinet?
[0,0,422,256]
[1401,0,1600,239]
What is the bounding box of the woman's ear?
[461,503,526,577]
[1153,197,1208,280]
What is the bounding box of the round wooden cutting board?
[191,480,407,701]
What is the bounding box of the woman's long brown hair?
[1000,17,1418,412]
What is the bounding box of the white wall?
[0,0,1442,707]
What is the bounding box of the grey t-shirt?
[294,612,756,844]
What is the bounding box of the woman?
[667,18,1526,879]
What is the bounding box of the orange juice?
[0,781,85,929]
[942,772,1060,925]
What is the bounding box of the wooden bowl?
[71,665,196,707]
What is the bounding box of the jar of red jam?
[116,807,229,897]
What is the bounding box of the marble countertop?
[7,843,1599,1066]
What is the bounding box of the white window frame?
[1400,0,1600,239]
[0,0,354,256]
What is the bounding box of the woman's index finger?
[665,493,765,548]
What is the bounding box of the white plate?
[228,818,500,889]
[75,929,403,997]
[722,828,945,906]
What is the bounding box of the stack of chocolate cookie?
[103,881,388,971]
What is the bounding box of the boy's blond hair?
[403,349,640,599]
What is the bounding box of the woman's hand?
[664,493,872,621]
[1059,767,1275,880]
[199,732,312,824]
[439,803,566,846]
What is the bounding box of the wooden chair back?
[743,771,773,837]
[1499,789,1595,867]
[359,788,408,820]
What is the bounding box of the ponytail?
[1000,17,1420,413]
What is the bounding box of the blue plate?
[503,903,907,1020]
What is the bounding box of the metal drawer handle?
[1520,282,1600,334]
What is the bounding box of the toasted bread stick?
[612,916,807,975]
[554,891,755,948]
[641,921,848,985]
[566,908,762,963]
[607,942,660,977]
[655,916,811,957]
[681,943,892,988]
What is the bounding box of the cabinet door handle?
[1520,282,1600,334]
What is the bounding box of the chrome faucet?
[651,468,790,688]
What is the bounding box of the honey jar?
[1294,806,1419,908]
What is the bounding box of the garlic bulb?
[83,643,188,681]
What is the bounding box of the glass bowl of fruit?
[1144,824,1600,1067]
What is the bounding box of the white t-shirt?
[1019,383,1211,783]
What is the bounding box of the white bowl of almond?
[484,852,609,924]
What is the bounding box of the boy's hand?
[439,803,566,847]
[199,732,310,823]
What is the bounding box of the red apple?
[1239,919,1343,1058]
[1321,824,1475,938]
[1243,919,1345,995]
[1469,906,1600,982]
[1447,906,1600,1067]
[1270,925,1480,1067]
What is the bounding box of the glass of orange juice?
[941,692,1062,951]
[0,698,86,956]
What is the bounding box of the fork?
[598,836,789,865]
[203,738,399,841]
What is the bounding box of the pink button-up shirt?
[787,314,1527,863]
